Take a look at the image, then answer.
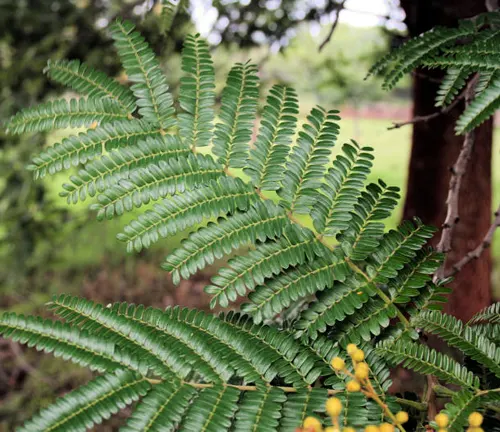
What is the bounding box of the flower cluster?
[433,411,484,432]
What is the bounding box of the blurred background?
[0,0,498,429]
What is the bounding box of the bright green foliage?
[213,61,259,168]
[179,34,215,150]
[110,20,176,130]
[44,59,136,113]
[279,107,340,213]
[469,302,500,324]
[4,19,500,431]
[245,85,299,190]
[6,97,128,135]
[370,11,500,134]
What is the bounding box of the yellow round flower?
[354,362,369,380]
[379,423,394,432]
[466,428,484,432]
[325,427,340,432]
[468,412,483,427]
[331,357,346,371]
[437,429,448,432]
[395,411,409,424]
[364,426,379,432]
[346,344,358,355]
[342,428,356,432]
[326,397,343,417]
[352,349,365,362]
[346,380,361,392]
[435,413,449,428]
[303,416,322,432]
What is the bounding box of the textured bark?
[400,1,493,321]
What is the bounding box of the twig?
[446,203,500,277]
[388,88,465,130]
[318,0,347,52]
[433,75,478,282]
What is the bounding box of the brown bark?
[400,1,493,321]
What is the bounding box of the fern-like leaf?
[455,75,500,134]
[213,61,259,168]
[279,107,340,213]
[311,141,373,236]
[441,390,482,432]
[468,302,500,325]
[90,153,224,220]
[435,67,470,107]
[118,177,258,253]
[44,59,136,113]
[19,370,150,432]
[179,34,215,150]
[412,310,500,378]
[5,97,128,135]
[28,119,162,179]
[61,135,191,204]
[377,339,480,389]
[110,20,175,130]
[162,201,289,284]
[245,85,299,190]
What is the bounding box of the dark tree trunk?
[400,1,493,321]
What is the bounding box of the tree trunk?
[400,1,493,321]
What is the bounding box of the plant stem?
[395,398,428,411]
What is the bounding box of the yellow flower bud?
[468,412,483,427]
[342,428,356,432]
[435,413,449,428]
[437,429,448,432]
[354,362,369,381]
[325,427,340,432]
[379,423,394,432]
[364,426,379,432]
[346,344,358,355]
[395,411,409,424]
[466,428,484,432]
[303,416,322,432]
[326,397,343,417]
[346,380,361,392]
[331,357,346,371]
[351,349,365,362]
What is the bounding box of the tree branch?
[318,0,347,52]
[446,203,500,278]
[433,75,478,282]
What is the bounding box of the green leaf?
[110,19,175,129]
[179,33,215,149]
[44,59,136,113]
[279,107,340,213]
[162,201,289,284]
[19,370,150,432]
[435,67,470,107]
[213,61,259,168]
[469,302,500,325]
[5,97,128,135]
[118,177,258,253]
[245,85,299,190]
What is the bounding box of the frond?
[158,0,182,33]
[110,19,175,130]
[468,302,500,325]
[213,61,259,169]
[0,312,147,374]
[179,34,215,150]
[61,135,191,204]
[278,388,329,430]
[441,390,482,432]
[19,370,150,432]
[162,201,290,284]
[44,59,136,113]
[435,67,470,107]
[117,177,257,253]
[28,119,162,179]
[337,181,400,261]
[412,310,500,378]
[206,225,327,308]
[279,107,340,213]
[5,97,128,135]
[311,141,374,236]
[455,75,500,134]
[90,153,224,220]
[372,22,476,90]
[475,70,500,95]
[377,339,480,389]
[245,85,299,191]
[241,252,350,324]
[122,381,196,431]
[424,53,500,71]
